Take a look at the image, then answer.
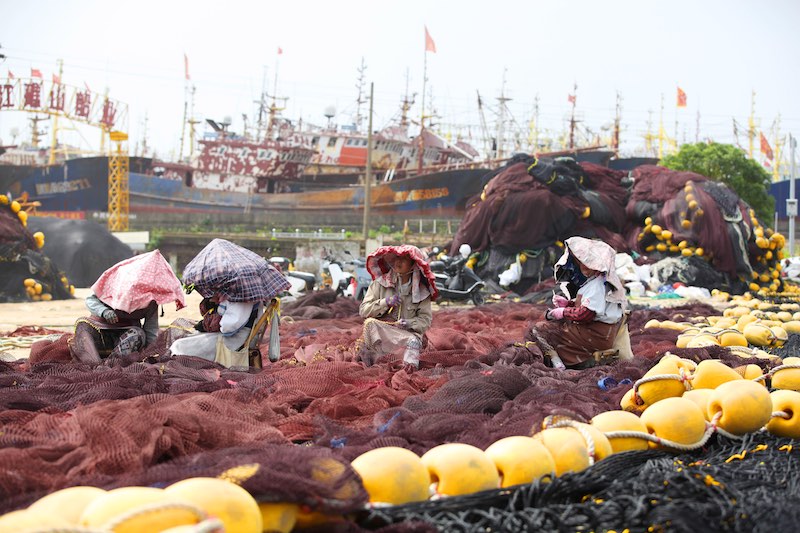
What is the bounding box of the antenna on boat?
[496,70,511,159]
[568,82,577,149]
[612,91,622,156]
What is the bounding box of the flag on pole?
[760,131,774,160]
[567,94,576,104]
[52,73,61,84]
[677,87,687,107]
[277,46,283,55]
[7,70,14,80]
[424,26,437,53]
[31,68,42,79]
[184,53,190,80]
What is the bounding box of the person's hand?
[545,307,565,321]
[102,309,119,323]
[552,294,569,308]
[397,318,410,330]
[385,294,401,307]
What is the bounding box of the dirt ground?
[0,288,204,360]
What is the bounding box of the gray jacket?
[359,280,432,335]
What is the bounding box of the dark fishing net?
[359,433,800,533]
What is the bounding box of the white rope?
[603,411,725,451]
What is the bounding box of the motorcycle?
[429,254,486,305]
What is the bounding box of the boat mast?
[354,58,367,132]
[476,91,492,159]
[748,90,756,158]
[528,94,539,155]
[612,91,621,156]
[48,59,64,164]
[496,70,510,159]
[418,45,429,172]
[29,115,47,148]
[568,82,577,149]
[363,82,374,239]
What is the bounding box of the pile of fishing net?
[0,196,73,303]
[27,216,134,288]
[452,157,787,296]
[4,296,797,531]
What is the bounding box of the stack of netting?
[0,195,73,303]
[4,295,800,531]
[451,158,788,296]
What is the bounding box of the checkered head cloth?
[182,239,290,302]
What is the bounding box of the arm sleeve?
[85,294,112,318]
[359,282,389,319]
[142,305,159,345]
[405,297,432,334]
[563,305,597,323]
[220,301,255,336]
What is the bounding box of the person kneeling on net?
[169,292,259,363]
[529,236,627,370]
[69,250,185,364]
[358,245,438,371]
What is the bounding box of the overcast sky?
[1,0,798,164]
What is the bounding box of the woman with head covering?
[69,250,185,364]
[529,236,627,370]
[358,245,438,371]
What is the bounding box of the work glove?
[102,309,119,324]
[545,307,565,321]
[385,294,401,307]
[552,294,569,308]
[397,318,410,330]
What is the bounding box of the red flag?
[52,73,61,84]
[677,87,687,107]
[7,70,13,80]
[31,68,42,79]
[760,132,774,160]
[184,53,190,81]
[277,47,283,55]
[567,94,576,104]
[424,26,437,53]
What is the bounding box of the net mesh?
[0,296,792,531]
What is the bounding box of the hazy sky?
[1,0,798,163]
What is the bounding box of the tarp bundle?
[452,158,779,294]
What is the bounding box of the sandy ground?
[0,288,204,359]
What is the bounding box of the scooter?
[344,250,372,301]
[429,255,486,305]
[321,250,355,297]
[269,256,316,295]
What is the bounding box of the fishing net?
[0,206,73,302]
[359,433,800,533]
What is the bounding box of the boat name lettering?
[35,178,92,195]
[394,187,449,203]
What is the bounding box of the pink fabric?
[366,245,439,301]
[555,237,626,306]
[91,250,186,313]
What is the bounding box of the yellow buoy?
[635,357,688,406]
[640,397,707,448]
[690,360,744,389]
[772,357,800,391]
[590,410,649,453]
[485,436,556,487]
[765,390,800,438]
[0,509,70,531]
[350,447,430,505]
[80,486,204,533]
[420,443,500,497]
[10,200,21,213]
[28,486,106,525]
[531,425,612,476]
[257,503,299,533]
[17,210,27,225]
[743,322,775,347]
[165,477,262,533]
[682,389,714,420]
[707,380,772,435]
